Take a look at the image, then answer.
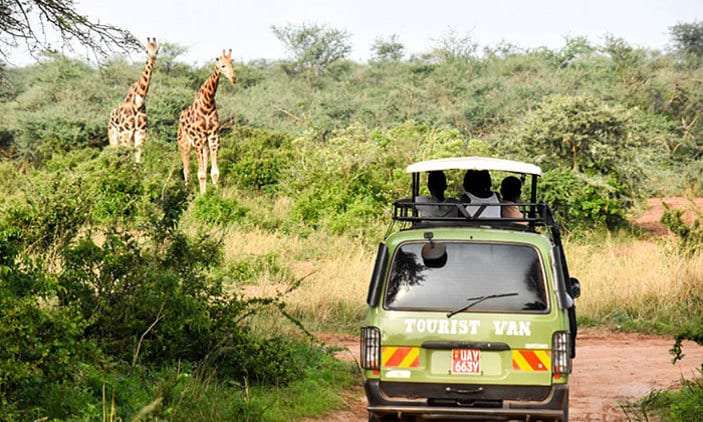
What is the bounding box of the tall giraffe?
[177,49,236,193]
[107,38,159,163]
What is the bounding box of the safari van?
[361,157,580,421]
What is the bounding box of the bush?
[540,168,626,230]
[0,151,329,418]
[193,191,249,225]
[219,127,293,192]
[282,122,494,235]
[662,202,703,256]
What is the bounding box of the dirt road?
[313,329,703,421]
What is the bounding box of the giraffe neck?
[196,68,221,108]
[131,55,157,102]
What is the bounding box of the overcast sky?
[10,0,703,65]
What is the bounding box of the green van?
[361,157,580,421]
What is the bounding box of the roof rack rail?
[392,199,556,229]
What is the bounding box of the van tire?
[562,389,570,421]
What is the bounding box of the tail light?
[361,326,381,370]
[552,331,572,375]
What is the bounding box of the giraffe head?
[215,49,236,84]
[146,37,159,60]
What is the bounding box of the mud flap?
[568,305,577,358]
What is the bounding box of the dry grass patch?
[219,227,373,331]
[566,236,703,332]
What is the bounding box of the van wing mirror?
[367,243,388,307]
[568,277,581,299]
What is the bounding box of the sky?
[9,0,703,65]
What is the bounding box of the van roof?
[406,156,542,176]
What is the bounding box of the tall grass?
[568,236,703,333]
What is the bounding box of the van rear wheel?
[561,389,570,421]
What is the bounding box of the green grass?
[623,370,703,421]
[46,352,358,422]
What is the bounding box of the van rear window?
[385,242,547,313]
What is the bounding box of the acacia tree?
[0,0,139,59]
[371,34,404,62]
[670,21,703,61]
[431,28,477,62]
[271,23,351,75]
[519,95,631,173]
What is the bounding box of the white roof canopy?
[405,156,542,176]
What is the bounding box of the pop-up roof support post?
[528,174,538,229]
[411,172,420,218]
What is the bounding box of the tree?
[0,0,139,59]
[431,28,477,62]
[519,95,631,173]
[271,23,351,75]
[602,35,644,69]
[158,42,188,73]
[670,21,703,60]
[371,34,404,62]
[557,36,594,67]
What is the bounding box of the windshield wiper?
[446,292,519,318]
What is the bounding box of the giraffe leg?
[108,125,119,148]
[134,128,146,163]
[208,134,220,188]
[179,140,191,184]
[196,144,209,194]
[177,124,190,183]
[107,111,119,147]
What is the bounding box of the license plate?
[451,349,481,375]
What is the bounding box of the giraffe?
[177,49,236,194]
[107,38,159,163]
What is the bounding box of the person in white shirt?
[415,171,458,218]
[459,170,501,219]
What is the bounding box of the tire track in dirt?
[311,329,703,421]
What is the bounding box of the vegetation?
[1,21,703,419]
[0,146,356,419]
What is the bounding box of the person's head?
[500,176,522,202]
[427,171,447,200]
[463,170,492,196]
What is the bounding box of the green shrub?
[193,191,248,225]
[661,202,703,256]
[0,223,102,419]
[0,151,330,418]
[540,168,626,230]
[631,371,703,421]
[219,127,294,192]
